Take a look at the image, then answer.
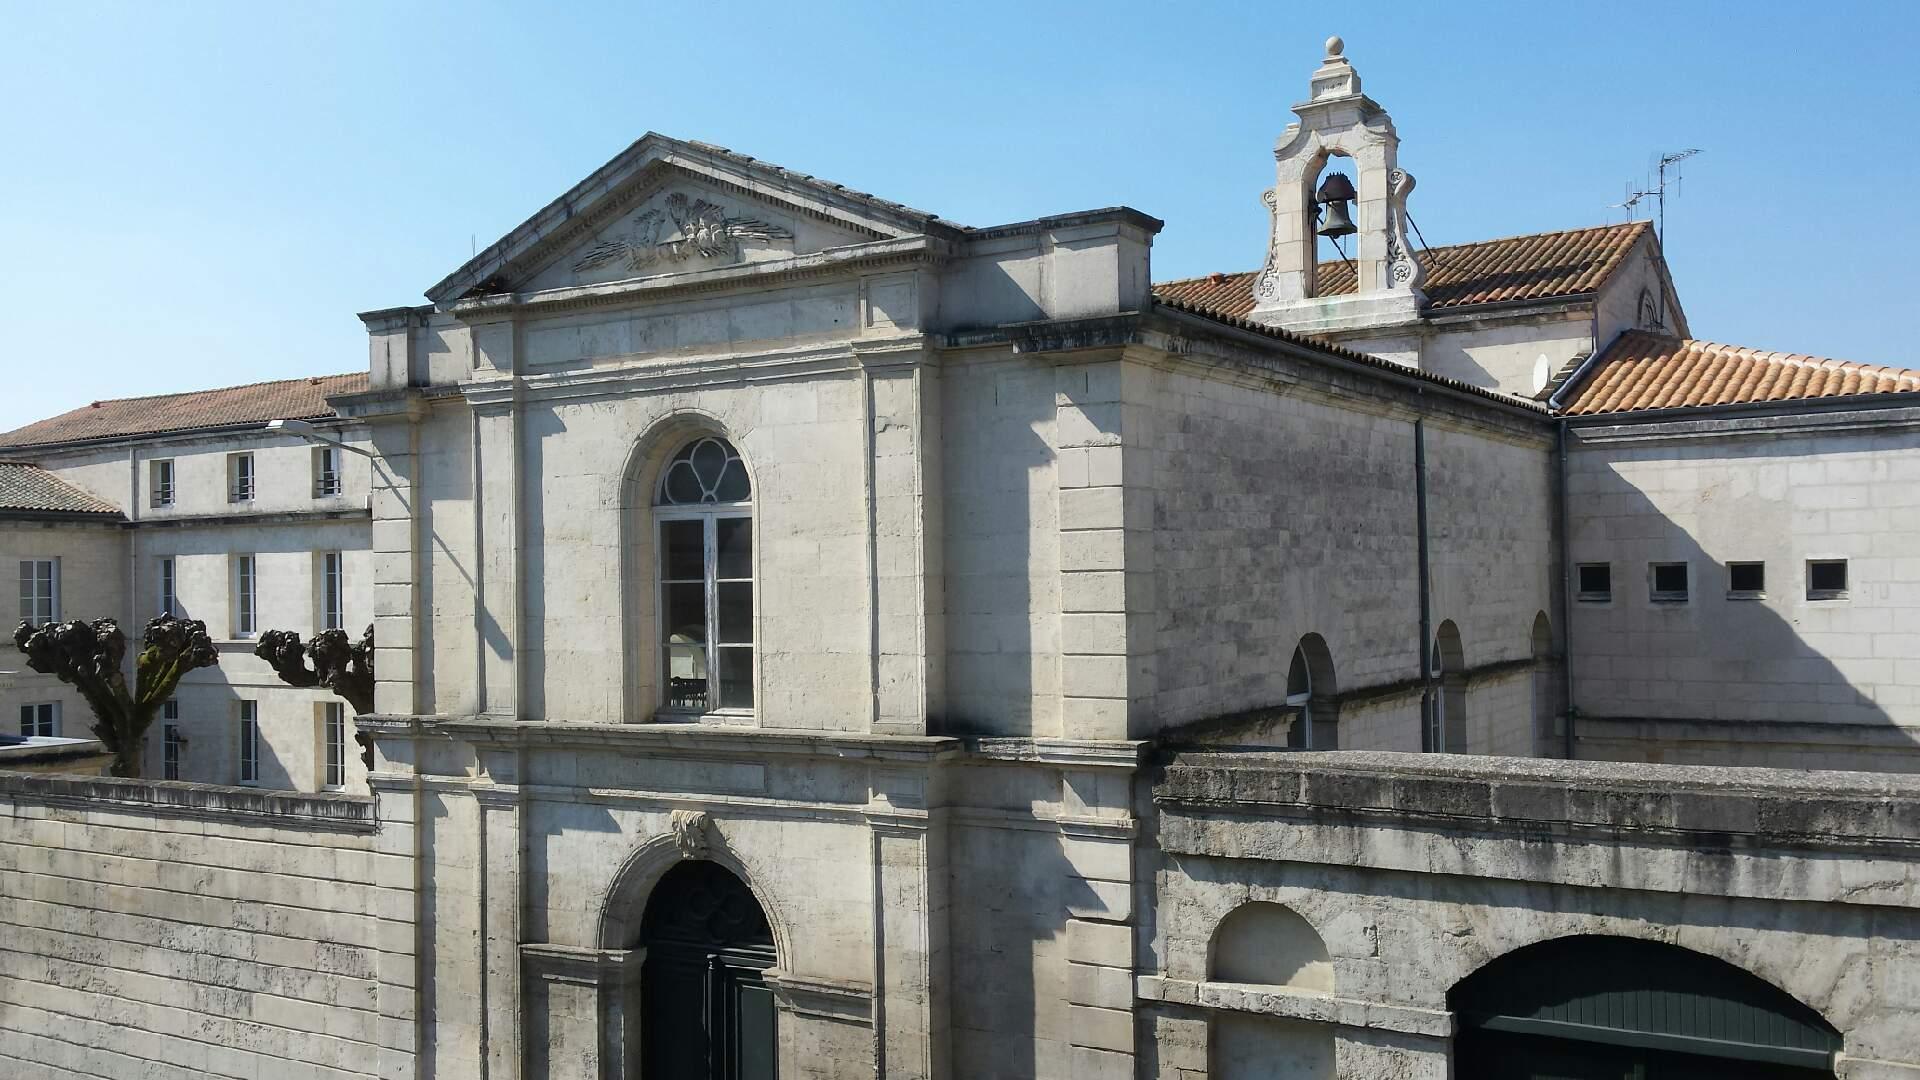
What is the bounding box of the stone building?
[3,35,1920,1080]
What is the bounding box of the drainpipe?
[1555,419,1577,759]
[1414,417,1434,752]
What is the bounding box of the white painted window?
[159,557,179,618]
[19,702,59,738]
[237,700,258,784]
[322,701,346,790]
[229,452,255,503]
[17,559,58,624]
[150,459,175,507]
[321,552,344,630]
[235,555,257,637]
[654,436,754,714]
[314,445,342,497]
[162,701,182,781]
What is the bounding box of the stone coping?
[0,769,378,832]
[366,714,966,763]
[1157,750,1920,848]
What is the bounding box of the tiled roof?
[1560,331,1920,416]
[1154,221,1652,317]
[0,463,121,517]
[0,372,368,450]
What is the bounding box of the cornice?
[363,714,965,765]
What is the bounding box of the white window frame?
[20,702,60,738]
[314,445,343,498]
[18,558,58,624]
[321,701,346,790]
[235,555,258,638]
[159,556,178,618]
[321,551,344,630]
[229,452,255,503]
[652,437,755,717]
[151,458,175,508]
[162,701,182,781]
[238,700,259,784]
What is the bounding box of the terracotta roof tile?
[1154,221,1652,317]
[0,463,121,517]
[1560,331,1920,416]
[0,372,368,450]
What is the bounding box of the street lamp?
[266,418,375,457]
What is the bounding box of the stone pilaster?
[332,389,430,718]
[475,765,525,1078]
[519,943,644,1080]
[866,766,950,1079]
[860,340,945,735]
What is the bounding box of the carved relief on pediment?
[571,191,795,279]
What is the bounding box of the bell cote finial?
[1309,34,1362,100]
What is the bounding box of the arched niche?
[1530,611,1558,754]
[1449,935,1841,1077]
[1209,901,1333,993]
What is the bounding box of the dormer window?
[654,436,753,715]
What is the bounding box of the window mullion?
[705,513,720,713]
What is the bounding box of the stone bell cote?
[1249,37,1426,334]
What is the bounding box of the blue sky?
[3,2,1916,434]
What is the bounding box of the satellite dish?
[1531,354,1552,394]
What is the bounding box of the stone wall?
[1568,404,1920,769]
[1146,750,1920,1079]
[0,769,410,1080]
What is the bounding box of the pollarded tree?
[255,625,375,766]
[13,615,219,778]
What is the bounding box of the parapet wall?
[0,770,413,1080]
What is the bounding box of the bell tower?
[1248,37,1426,334]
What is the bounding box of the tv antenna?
[1610,148,1701,242]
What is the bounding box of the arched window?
[1531,611,1556,754]
[654,436,754,714]
[1284,634,1338,750]
[1430,620,1466,753]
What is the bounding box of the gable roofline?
[0,372,367,452]
[0,462,124,519]
[424,133,973,306]
[1555,330,1920,417]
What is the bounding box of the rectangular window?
[229,452,255,503]
[238,700,258,784]
[19,702,59,738]
[321,552,344,630]
[1728,561,1766,597]
[18,558,58,624]
[1650,562,1689,602]
[1575,563,1612,602]
[656,513,754,713]
[235,555,257,637]
[161,701,181,780]
[150,459,175,508]
[322,702,346,790]
[159,557,178,618]
[313,445,342,498]
[1808,559,1849,600]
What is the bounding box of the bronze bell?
[1314,172,1358,239]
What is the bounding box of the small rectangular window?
[1728,561,1766,597]
[19,702,59,738]
[1576,563,1612,602]
[235,555,257,637]
[150,459,175,508]
[18,559,58,624]
[159,557,178,618]
[1651,562,1689,602]
[162,701,182,780]
[321,552,344,630]
[238,700,258,784]
[322,702,346,790]
[1808,559,1849,600]
[229,453,255,503]
[313,445,342,498]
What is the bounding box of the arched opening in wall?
[641,860,779,1080]
[1284,634,1339,750]
[1431,620,1466,753]
[1530,611,1557,756]
[1208,902,1337,1079]
[1308,151,1361,295]
[1209,901,1333,991]
[1449,936,1840,1079]
[652,435,755,718]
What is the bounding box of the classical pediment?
[427,133,962,305]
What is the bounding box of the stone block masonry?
[0,770,411,1080]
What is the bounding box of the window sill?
[1726,591,1767,601]
[1649,596,1690,605]
[1575,594,1612,604]
[1807,591,1850,601]
[650,709,757,726]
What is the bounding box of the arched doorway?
[641,860,778,1079]
[1449,936,1840,1079]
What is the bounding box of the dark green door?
[1458,1029,1834,1080]
[640,861,778,1080]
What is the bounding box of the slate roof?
[1154,221,1653,318]
[0,372,367,450]
[1559,331,1920,416]
[0,463,121,517]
